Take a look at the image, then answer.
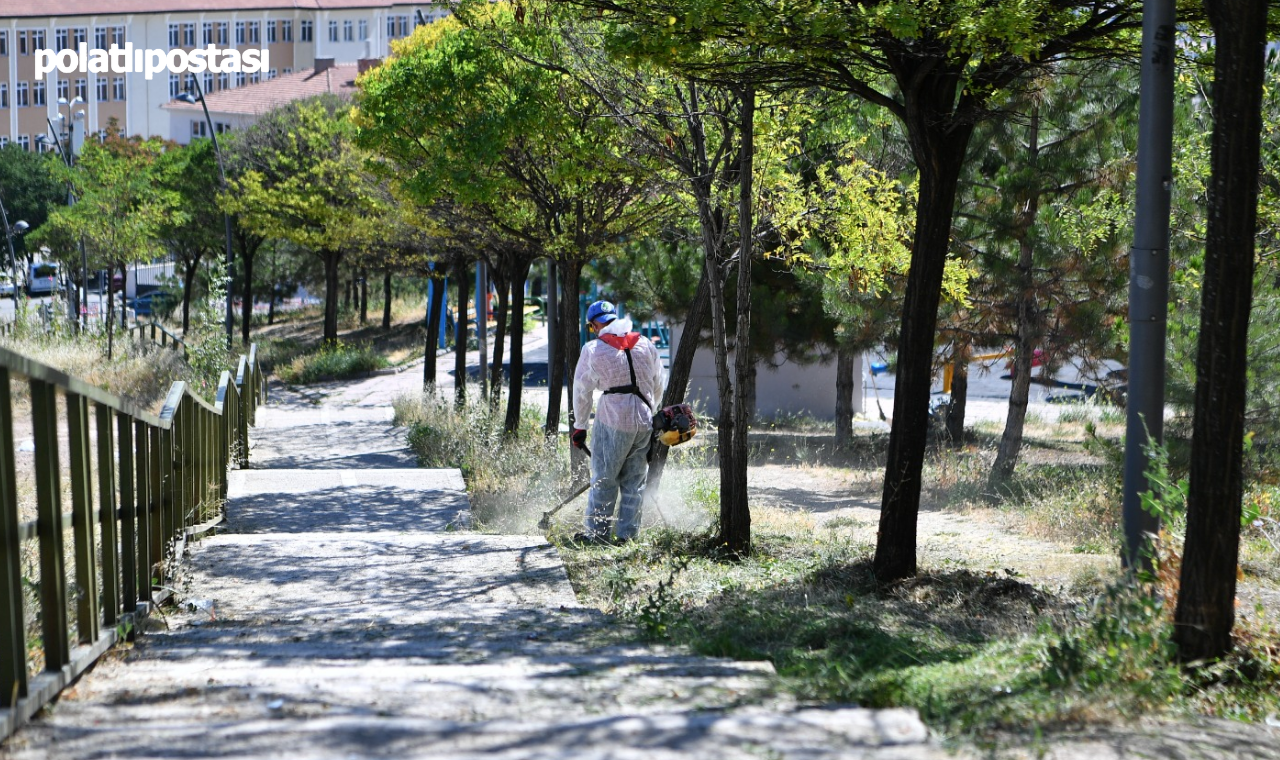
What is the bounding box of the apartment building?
[0,0,449,149]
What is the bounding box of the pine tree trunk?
[945,350,968,447]
[991,108,1041,484]
[645,262,712,494]
[1175,0,1267,662]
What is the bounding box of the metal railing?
[0,343,263,739]
[126,321,188,360]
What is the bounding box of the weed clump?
[276,340,386,384]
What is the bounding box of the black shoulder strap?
[602,347,652,409]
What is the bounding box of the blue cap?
[586,300,617,325]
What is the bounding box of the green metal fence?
[0,343,263,739]
[126,321,188,360]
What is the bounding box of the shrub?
[276,341,386,384]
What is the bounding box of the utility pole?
[1122,0,1177,569]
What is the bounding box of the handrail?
[0,341,264,741]
[126,321,188,360]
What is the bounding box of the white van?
[28,262,61,297]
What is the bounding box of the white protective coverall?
[572,317,665,540]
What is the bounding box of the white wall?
[669,323,863,420]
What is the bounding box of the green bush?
[276,341,387,384]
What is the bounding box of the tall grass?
[394,388,568,532]
[276,341,387,384]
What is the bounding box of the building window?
[249,71,260,85]
[343,20,353,42]
[218,22,228,46]
[281,20,293,42]
[169,74,180,98]
[282,67,292,75]
[96,78,108,102]
[359,19,368,40]
[0,31,7,57]
[0,137,7,148]
[387,16,396,38]
[30,30,45,53]
[215,122,231,134]
[169,24,180,48]
[56,79,68,100]
[96,27,108,50]
[113,77,124,100]
[73,28,87,46]
[217,71,228,90]
[0,84,7,109]
[268,68,277,79]
[328,21,338,43]
[203,22,214,45]
[248,21,260,44]
[204,72,214,94]
[56,28,69,51]
[192,120,207,139]
[300,20,313,42]
[235,22,245,45]
[32,81,45,106]
[112,27,125,47]
[14,82,27,108]
[17,135,29,152]
[267,21,277,44]
[398,16,408,37]
[235,71,246,87]
[75,78,86,101]
[182,23,194,47]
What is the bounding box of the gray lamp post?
[0,197,27,305]
[177,78,235,349]
[48,97,88,329]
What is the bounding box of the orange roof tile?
[162,62,361,117]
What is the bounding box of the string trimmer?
[539,442,590,530]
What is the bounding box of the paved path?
[2,363,945,759]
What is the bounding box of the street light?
[48,97,89,329]
[0,195,28,306]
[177,78,234,349]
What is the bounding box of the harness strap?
[602,347,651,409]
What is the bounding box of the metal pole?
[1122,0,1177,569]
[0,197,18,289]
[188,78,234,349]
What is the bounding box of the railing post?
[0,368,28,705]
[96,403,119,629]
[117,415,136,627]
[147,426,162,601]
[67,393,100,644]
[134,421,151,609]
[30,379,69,671]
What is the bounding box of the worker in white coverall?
[570,300,665,543]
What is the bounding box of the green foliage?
[0,144,65,259]
[184,254,234,398]
[275,341,387,384]
[37,137,182,273]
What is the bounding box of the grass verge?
[275,340,388,384]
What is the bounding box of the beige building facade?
[0,0,448,149]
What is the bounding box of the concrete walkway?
[2,359,946,759]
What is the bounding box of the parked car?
[0,273,14,298]
[27,262,61,296]
[128,291,177,317]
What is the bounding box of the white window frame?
[358,19,368,40]
[248,21,260,44]
[169,74,180,98]
[112,76,124,100]
[235,21,245,45]
[56,79,68,101]
[32,80,45,106]
[267,20,277,44]
[300,20,313,42]
[168,24,180,48]
[281,20,293,42]
[55,28,69,51]
[96,78,108,103]
[0,31,7,57]
[203,22,214,45]
[95,27,108,50]
[182,23,195,47]
[14,82,27,108]
[328,20,338,43]
[0,84,7,109]
[343,20,353,42]
[191,120,207,139]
